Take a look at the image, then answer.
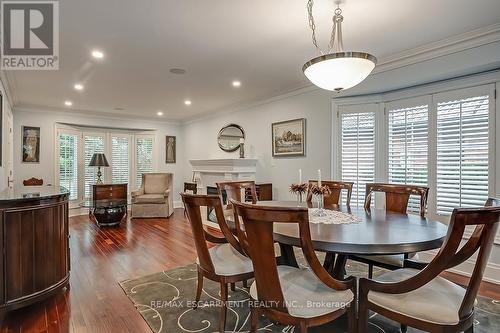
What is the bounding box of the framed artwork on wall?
[166,135,176,163]
[271,118,306,157]
[22,126,40,163]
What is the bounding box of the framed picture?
[271,118,306,157]
[22,126,40,163]
[166,135,176,163]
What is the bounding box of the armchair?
[131,173,174,218]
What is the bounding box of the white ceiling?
[6,0,500,121]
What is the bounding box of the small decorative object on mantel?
[272,118,306,157]
[166,135,176,163]
[22,126,40,163]
[290,169,307,204]
[239,138,245,158]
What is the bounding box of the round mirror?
[218,124,245,152]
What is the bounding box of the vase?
[296,192,303,206]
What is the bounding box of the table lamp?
[89,153,109,184]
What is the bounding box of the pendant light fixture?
[303,1,376,92]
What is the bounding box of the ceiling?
[5,0,500,121]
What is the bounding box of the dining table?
[255,200,449,278]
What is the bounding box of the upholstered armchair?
[131,173,174,218]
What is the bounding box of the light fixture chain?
[306,0,342,55]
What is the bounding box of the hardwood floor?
[1,208,499,332]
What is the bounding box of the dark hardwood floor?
[1,208,499,332]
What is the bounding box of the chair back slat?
[306,180,353,206]
[364,183,429,217]
[232,201,310,313]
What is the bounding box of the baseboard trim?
[419,250,500,285]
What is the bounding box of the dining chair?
[306,180,354,206]
[183,182,198,216]
[352,182,430,278]
[180,193,254,333]
[231,199,357,333]
[358,197,500,333]
[216,180,258,231]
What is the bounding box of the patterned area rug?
[119,259,500,333]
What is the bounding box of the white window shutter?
[388,103,429,213]
[58,133,79,200]
[112,135,130,185]
[84,135,104,199]
[340,111,376,207]
[135,136,154,188]
[436,94,490,215]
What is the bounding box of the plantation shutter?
[84,134,105,199]
[58,133,79,200]
[135,136,154,188]
[340,106,376,207]
[436,88,490,215]
[387,99,429,213]
[112,135,130,185]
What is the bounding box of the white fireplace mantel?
[189,158,258,191]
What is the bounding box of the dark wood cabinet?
[0,188,69,313]
[245,183,272,201]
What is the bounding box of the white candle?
[299,169,302,184]
[318,169,322,187]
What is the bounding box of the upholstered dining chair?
[181,193,253,333]
[231,199,357,333]
[351,183,430,278]
[306,180,353,206]
[358,197,500,333]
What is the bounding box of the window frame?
[332,81,497,232]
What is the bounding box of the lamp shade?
[303,52,377,91]
[89,153,109,167]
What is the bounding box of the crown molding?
[14,104,182,126]
[374,22,500,74]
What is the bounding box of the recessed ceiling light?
[157,111,164,116]
[184,100,192,106]
[232,80,241,87]
[169,68,187,75]
[91,50,104,59]
[74,84,84,91]
[64,101,72,106]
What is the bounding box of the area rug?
[119,260,500,333]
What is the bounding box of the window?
[340,110,376,207]
[84,135,104,199]
[135,136,154,188]
[56,126,156,203]
[58,133,78,200]
[436,93,490,215]
[388,101,429,212]
[112,135,130,185]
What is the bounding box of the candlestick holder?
[310,184,331,216]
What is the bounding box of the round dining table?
[256,200,449,277]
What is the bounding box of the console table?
[0,186,70,314]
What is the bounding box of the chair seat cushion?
[133,194,165,204]
[197,243,253,276]
[249,266,353,319]
[368,268,467,325]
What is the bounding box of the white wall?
[0,79,13,191]
[13,109,185,203]
[182,88,334,200]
